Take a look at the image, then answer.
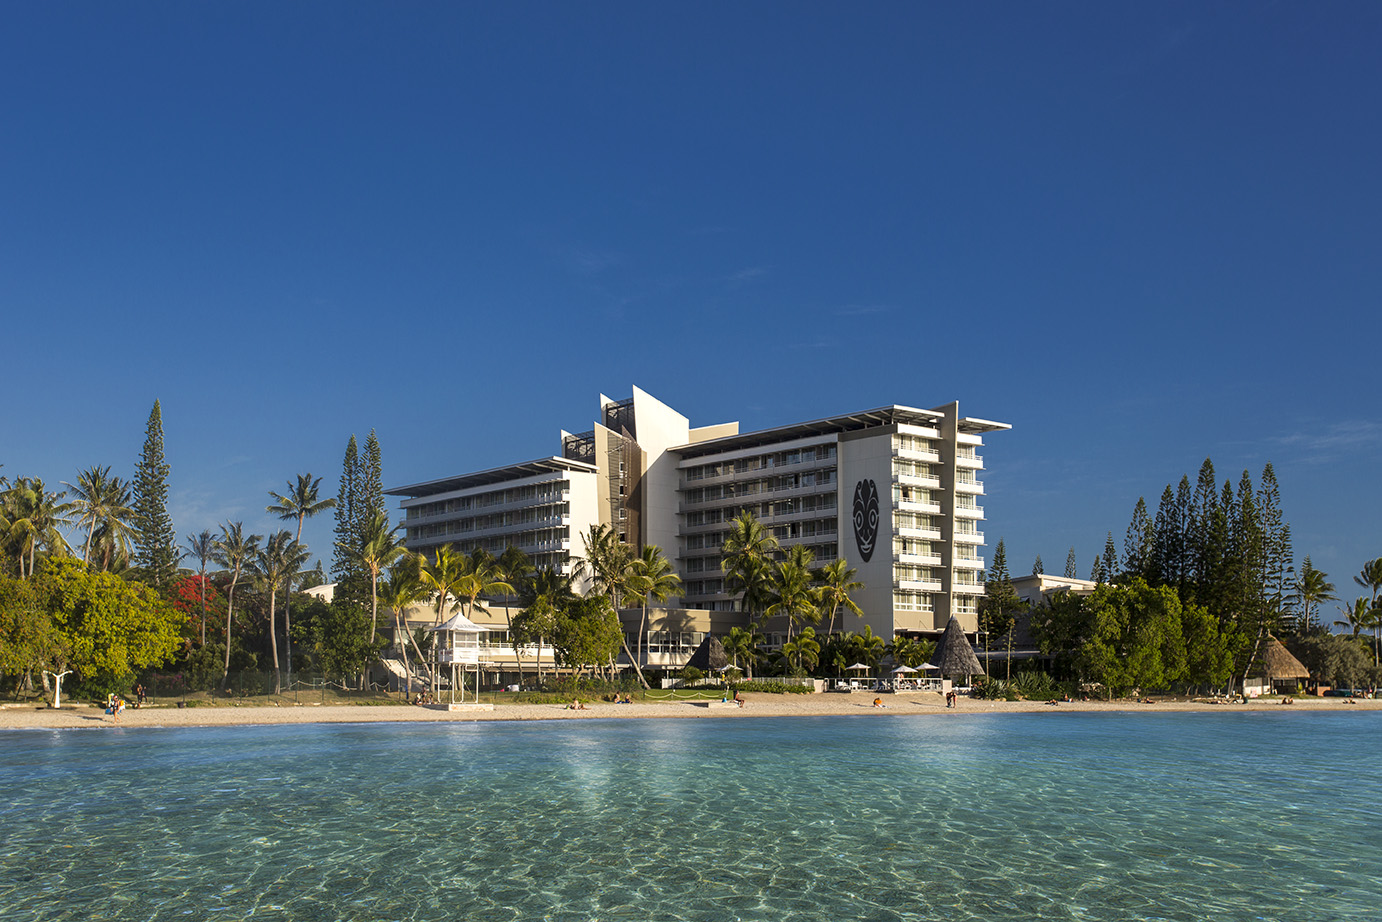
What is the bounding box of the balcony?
[951,529,985,544]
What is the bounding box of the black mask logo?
[853,479,879,562]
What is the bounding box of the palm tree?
[378,564,430,694]
[494,546,533,686]
[66,465,135,567]
[213,522,261,689]
[2,478,73,577]
[416,544,470,625]
[624,544,682,688]
[257,530,308,694]
[721,511,779,625]
[338,509,407,651]
[1291,556,1337,631]
[514,566,577,685]
[579,523,634,607]
[765,544,819,645]
[267,474,336,679]
[721,625,762,680]
[455,547,514,623]
[815,557,864,637]
[267,474,337,543]
[1356,559,1382,610]
[779,626,821,674]
[184,529,216,645]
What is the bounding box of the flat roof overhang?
[671,405,956,459]
[386,456,598,498]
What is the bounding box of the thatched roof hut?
[684,635,729,672]
[930,617,985,679]
[1262,636,1309,681]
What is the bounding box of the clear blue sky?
[3,3,1378,605]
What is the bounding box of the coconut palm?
[416,544,470,625]
[379,564,430,694]
[1291,556,1337,631]
[267,474,337,543]
[257,530,309,694]
[721,511,779,624]
[780,626,821,674]
[2,478,73,577]
[1355,559,1382,610]
[267,474,336,676]
[579,523,634,608]
[338,509,407,652]
[65,465,136,567]
[494,546,533,685]
[625,544,682,688]
[184,529,216,645]
[514,566,577,684]
[213,522,261,689]
[765,544,819,645]
[815,557,864,637]
[455,547,514,623]
[721,625,763,679]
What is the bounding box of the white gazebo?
[429,611,485,704]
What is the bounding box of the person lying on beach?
[872,698,885,708]
[567,699,587,710]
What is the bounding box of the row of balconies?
[682,455,837,488]
[405,498,569,527]
[679,479,837,511]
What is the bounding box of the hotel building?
[387,387,1007,662]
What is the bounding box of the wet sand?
[3,691,1376,731]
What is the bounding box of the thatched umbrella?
[685,635,729,673]
[930,616,985,680]
[1261,636,1309,687]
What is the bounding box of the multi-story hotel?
[387,387,1007,666]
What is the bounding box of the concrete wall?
[837,428,897,640]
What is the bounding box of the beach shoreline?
[2,691,1377,731]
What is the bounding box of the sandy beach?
[2,691,1377,731]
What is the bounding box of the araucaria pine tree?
[1064,547,1078,580]
[333,435,360,582]
[133,400,178,588]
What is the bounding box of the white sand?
[2,691,1375,731]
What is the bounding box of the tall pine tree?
[1123,497,1153,581]
[332,435,360,582]
[133,400,177,588]
[1065,547,1078,579]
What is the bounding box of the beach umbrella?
[847,663,871,672]
[891,665,918,674]
[929,616,985,680]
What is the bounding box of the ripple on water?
[2,713,1380,921]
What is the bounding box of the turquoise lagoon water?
[3,712,1380,922]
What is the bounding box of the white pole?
[44,670,72,709]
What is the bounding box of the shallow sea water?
[2,712,1380,922]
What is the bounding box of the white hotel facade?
[387,387,1007,663]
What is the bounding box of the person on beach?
[734,691,745,708]
[873,697,885,708]
[111,697,125,723]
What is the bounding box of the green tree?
[337,509,407,654]
[0,575,62,693]
[721,625,762,679]
[183,529,215,645]
[1291,557,1336,632]
[627,544,682,689]
[256,530,308,693]
[815,557,864,637]
[1032,554,1043,576]
[779,625,820,674]
[378,565,430,694]
[494,546,533,684]
[1064,547,1078,580]
[36,557,183,686]
[721,511,779,626]
[512,567,574,684]
[212,522,261,689]
[1124,497,1154,581]
[886,633,936,669]
[132,401,178,588]
[766,544,818,644]
[332,436,360,584]
[550,595,623,677]
[416,544,470,625]
[66,465,135,569]
[2,478,73,578]
[980,538,1022,678]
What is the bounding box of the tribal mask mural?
[852,479,880,562]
